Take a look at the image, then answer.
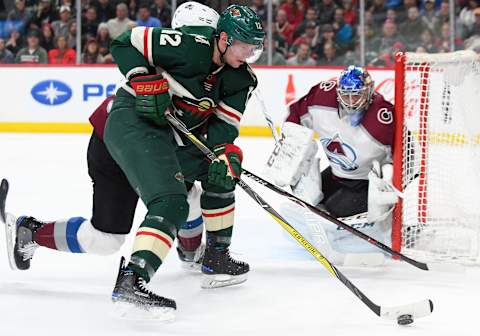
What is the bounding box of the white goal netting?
[393,51,480,264]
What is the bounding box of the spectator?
[96,22,113,62]
[7,0,33,34]
[31,0,56,29]
[286,43,316,65]
[127,0,137,20]
[0,37,14,63]
[107,2,134,40]
[255,37,286,65]
[15,28,47,63]
[316,41,338,65]
[314,23,340,59]
[250,0,267,22]
[66,20,76,49]
[435,21,464,51]
[419,28,437,53]
[399,6,429,51]
[48,34,75,63]
[81,37,102,64]
[342,0,357,25]
[463,7,480,39]
[386,8,398,25]
[92,0,115,23]
[51,5,72,38]
[136,2,161,28]
[369,19,405,62]
[40,22,54,51]
[459,0,479,36]
[275,8,295,45]
[150,0,171,27]
[316,0,337,25]
[333,7,354,55]
[291,21,319,57]
[82,6,99,42]
[433,0,450,33]
[396,0,418,23]
[5,29,22,55]
[421,0,437,32]
[293,7,317,40]
[369,0,388,28]
[279,0,304,29]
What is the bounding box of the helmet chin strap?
[217,38,229,64]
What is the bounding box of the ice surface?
[0,134,478,336]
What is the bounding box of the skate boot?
[176,243,205,271]
[111,257,176,320]
[5,216,44,271]
[201,246,249,289]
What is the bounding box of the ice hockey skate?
[4,215,44,271]
[111,257,176,321]
[201,247,249,289]
[176,243,205,271]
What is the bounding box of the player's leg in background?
[176,182,204,270]
[4,132,136,271]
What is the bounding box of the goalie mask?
[337,66,374,126]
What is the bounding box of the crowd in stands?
[0,0,479,66]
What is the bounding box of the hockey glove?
[208,144,243,189]
[367,160,398,223]
[130,74,170,126]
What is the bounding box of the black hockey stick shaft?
[0,179,9,224]
[241,170,432,271]
[166,112,387,317]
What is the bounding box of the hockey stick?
[0,179,8,224]
[165,112,433,323]
[241,169,461,273]
[255,89,280,143]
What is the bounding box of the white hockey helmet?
[171,2,220,29]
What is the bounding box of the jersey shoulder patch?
[361,93,395,146]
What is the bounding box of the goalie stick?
[165,111,434,322]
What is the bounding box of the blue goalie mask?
[337,66,374,124]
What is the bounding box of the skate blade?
[201,273,248,289]
[4,213,19,271]
[111,301,176,321]
[181,261,202,272]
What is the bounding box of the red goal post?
[392,50,480,264]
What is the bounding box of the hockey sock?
[178,215,203,251]
[34,217,87,253]
[129,195,188,282]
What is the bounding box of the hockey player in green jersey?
[106,4,265,318]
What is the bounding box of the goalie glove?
[208,144,243,190]
[130,74,170,126]
[367,160,398,223]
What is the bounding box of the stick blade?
[380,299,433,321]
[426,262,465,273]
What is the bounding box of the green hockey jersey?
[111,26,258,146]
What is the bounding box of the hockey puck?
[397,314,414,326]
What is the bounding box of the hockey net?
[392,51,480,264]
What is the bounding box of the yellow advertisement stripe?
[0,123,279,137]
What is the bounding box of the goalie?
[264,66,397,265]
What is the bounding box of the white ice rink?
[0,133,478,336]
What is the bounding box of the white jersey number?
[159,30,182,47]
